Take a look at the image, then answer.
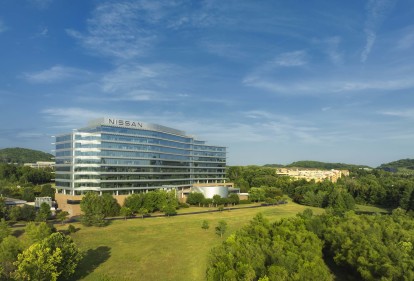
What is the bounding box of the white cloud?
[361,0,396,62]
[380,109,414,119]
[23,65,91,83]
[272,51,308,67]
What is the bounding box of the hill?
[0,147,53,164]
[285,160,370,170]
[378,158,414,173]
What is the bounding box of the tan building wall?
[55,193,129,217]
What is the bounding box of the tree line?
[79,190,180,226]
[0,164,54,203]
[227,166,414,212]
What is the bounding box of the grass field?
[355,204,389,214]
[58,202,323,281]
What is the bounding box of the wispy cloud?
[66,1,180,60]
[42,107,147,130]
[28,0,53,10]
[244,75,414,96]
[361,0,396,62]
[272,51,308,67]
[396,25,414,50]
[99,63,183,101]
[313,36,343,65]
[23,65,91,83]
[0,19,7,33]
[380,108,414,119]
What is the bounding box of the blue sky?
[0,0,413,167]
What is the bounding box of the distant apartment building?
[54,117,233,215]
[24,161,55,169]
[276,168,349,183]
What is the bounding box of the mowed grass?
[63,202,324,281]
[355,204,389,214]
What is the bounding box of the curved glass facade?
[55,118,227,195]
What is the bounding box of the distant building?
[35,197,53,208]
[24,161,55,169]
[2,197,27,206]
[276,168,349,183]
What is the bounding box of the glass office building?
[55,118,227,196]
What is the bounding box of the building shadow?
[69,246,111,280]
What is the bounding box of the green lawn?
[355,204,389,214]
[61,202,323,281]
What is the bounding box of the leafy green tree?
[215,220,227,238]
[13,232,83,281]
[101,193,120,217]
[67,225,76,234]
[207,214,333,281]
[80,192,107,227]
[24,222,52,245]
[138,208,148,219]
[8,206,21,222]
[120,207,133,220]
[123,193,145,213]
[56,211,69,225]
[202,198,213,207]
[187,192,205,206]
[0,235,23,279]
[227,193,240,206]
[21,187,36,202]
[0,198,6,219]
[212,195,222,207]
[35,202,51,222]
[163,204,177,217]
[249,187,266,202]
[20,205,36,222]
[40,184,54,197]
[0,219,11,242]
[201,220,209,230]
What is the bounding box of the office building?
[54,118,232,214]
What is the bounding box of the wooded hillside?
[0,148,53,164]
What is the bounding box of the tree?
[56,211,69,225]
[207,214,333,281]
[13,232,83,281]
[138,208,148,219]
[215,220,227,238]
[0,235,23,280]
[35,202,51,222]
[0,198,6,219]
[201,220,209,230]
[187,192,205,206]
[0,219,11,243]
[120,207,133,220]
[228,193,240,206]
[101,193,121,217]
[163,204,177,217]
[76,193,121,223]
[212,195,222,207]
[8,206,21,222]
[20,205,36,221]
[24,222,52,245]
[249,187,266,202]
[39,184,55,199]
